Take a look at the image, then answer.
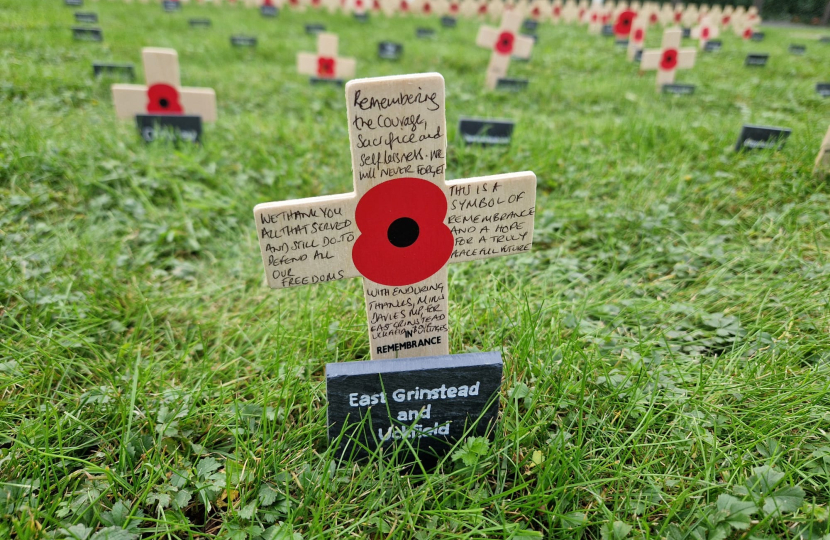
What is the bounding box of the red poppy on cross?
[475,11,535,89]
[253,74,537,360]
[111,48,216,121]
[626,13,647,61]
[297,33,357,80]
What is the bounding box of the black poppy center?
[159,97,169,109]
[387,217,419,248]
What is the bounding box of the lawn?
[2,1,830,538]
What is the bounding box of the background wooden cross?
[254,73,537,361]
[476,11,535,89]
[627,13,647,60]
[691,16,719,49]
[640,28,696,91]
[112,48,217,121]
[560,0,580,23]
[297,33,356,80]
[815,125,830,174]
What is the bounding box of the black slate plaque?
[735,124,791,151]
[354,12,369,22]
[750,31,765,41]
[260,5,278,16]
[189,18,211,27]
[136,114,202,144]
[601,24,614,36]
[72,26,102,41]
[523,18,538,31]
[745,53,768,66]
[495,78,529,91]
[378,41,403,60]
[459,117,515,146]
[662,83,695,95]
[310,77,345,86]
[816,83,830,97]
[74,12,98,23]
[441,16,457,27]
[633,49,643,62]
[789,44,806,55]
[231,35,257,47]
[326,352,502,461]
[93,62,135,80]
[820,36,830,43]
[65,0,83,6]
[416,27,435,38]
[163,0,181,11]
[305,23,326,34]
[615,38,629,46]
[704,40,722,52]
[682,27,691,38]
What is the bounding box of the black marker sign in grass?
[750,32,765,41]
[459,117,515,146]
[789,44,806,55]
[662,83,695,95]
[378,41,403,60]
[327,352,502,461]
[74,12,97,23]
[816,83,830,97]
[306,23,326,34]
[441,16,457,28]
[136,114,202,144]
[704,40,722,52]
[416,28,435,39]
[65,0,82,6]
[189,18,211,27]
[163,0,182,12]
[745,53,768,67]
[261,5,278,17]
[735,124,791,152]
[495,78,528,91]
[72,26,102,42]
[93,62,135,80]
[231,35,257,47]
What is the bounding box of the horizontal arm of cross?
[254,192,360,289]
[446,171,537,264]
[111,84,217,121]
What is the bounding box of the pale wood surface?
[254,73,536,361]
[816,126,830,172]
[691,16,719,48]
[143,48,180,87]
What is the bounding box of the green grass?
[3,0,830,538]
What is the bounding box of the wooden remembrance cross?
[112,48,217,121]
[254,73,537,363]
[297,33,356,81]
[475,11,535,89]
[640,28,696,91]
